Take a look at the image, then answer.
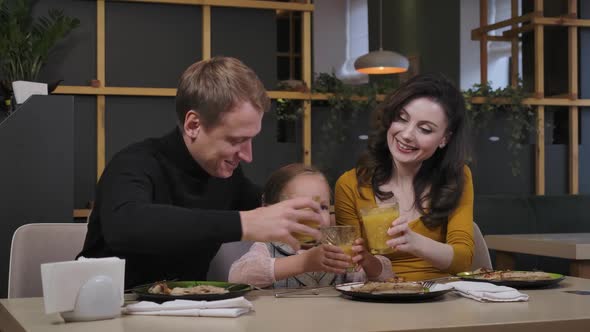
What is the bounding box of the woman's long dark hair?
[356,73,470,228]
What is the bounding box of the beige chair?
[472,222,493,270]
[8,223,87,298]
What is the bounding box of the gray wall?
[33,1,284,208]
[12,1,590,204]
[0,96,74,297]
[371,0,460,85]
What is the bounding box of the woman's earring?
[439,143,446,149]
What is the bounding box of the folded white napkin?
[123,297,253,318]
[446,281,529,302]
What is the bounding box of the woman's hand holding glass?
[386,215,424,255]
[351,238,370,268]
[351,238,386,278]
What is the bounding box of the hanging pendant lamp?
[354,0,409,74]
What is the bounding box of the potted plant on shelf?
[463,80,536,176]
[0,0,79,112]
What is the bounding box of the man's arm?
[97,153,242,255]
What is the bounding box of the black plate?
[456,271,565,289]
[335,282,453,302]
[132,281,252,303]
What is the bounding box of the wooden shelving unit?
[54,0,316,218]
[471,0,588,195]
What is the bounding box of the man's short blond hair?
[175,56,270,128]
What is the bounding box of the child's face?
[281,173,332,227]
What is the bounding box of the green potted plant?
[0,0,79,111]
[463,80,536,176]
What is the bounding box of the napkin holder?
[41,257,125,322]
[60,275,121,322]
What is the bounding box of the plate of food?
[131,281,252,302]
[335,279,453,302]
[457,268,565,288]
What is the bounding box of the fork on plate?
[422,281,435,289]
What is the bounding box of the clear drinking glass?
[280,195,322,245]
[359,201,400,255]
[321,225,359,272]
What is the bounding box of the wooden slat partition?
[568,0,579,194]
[118,0,314,11]
[533,17,590,27]
[96,0,106,180]
[510,0,518,87]
[534,0,545,195]
[473,0,590,195]
[302,9,312,165]
[471,12,535,39]
[479,0,488,84]
[58,0,315,217]
[202,5,211,60]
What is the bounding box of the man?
[79,57,322,288]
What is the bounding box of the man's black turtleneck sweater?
[78,128,261,288]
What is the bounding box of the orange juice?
[360,203,399,255]
[294,218,320,244]
[338,244,355,272]
[339,243,354,257]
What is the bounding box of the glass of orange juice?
[321,225,358,272]
[281,195,322,245]
[359,202,399,255]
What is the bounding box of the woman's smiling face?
[387,97,450,168]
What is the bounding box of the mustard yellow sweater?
[334,166,474,281]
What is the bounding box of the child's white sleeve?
[228,242,275,288]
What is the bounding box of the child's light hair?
[261,163,330,205]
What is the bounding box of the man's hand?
[240,197,323,250]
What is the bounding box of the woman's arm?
[335,170,396,278]
[387,166,474,272]
[334,170,362,229]
[387,217,454,270]
[441,166,475,273]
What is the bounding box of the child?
[228,163,394,288]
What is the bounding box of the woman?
[334,73,474,281]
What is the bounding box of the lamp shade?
[354,50,409,74]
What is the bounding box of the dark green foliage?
[463,80,536,176]
[0,0,80,82]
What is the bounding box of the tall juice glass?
[282,195,322,245]
[359,202,399,255]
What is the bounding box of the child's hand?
[303,244,351,274]
[351,238,383,278]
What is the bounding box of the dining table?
[2,276,590,332]
[485,233,590,278]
